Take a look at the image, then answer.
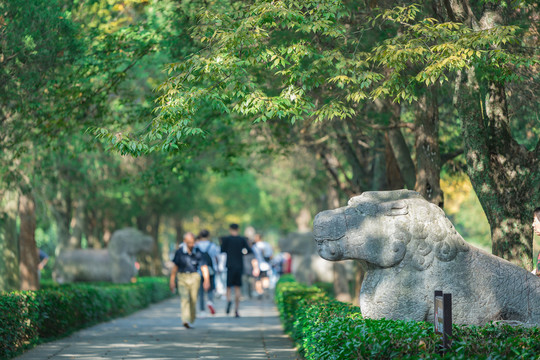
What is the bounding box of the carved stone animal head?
[313,190,469,270]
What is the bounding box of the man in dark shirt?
[220,223,257,317]
[169,232,210,328]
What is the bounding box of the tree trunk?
[484,81,538,269]
[326,183,341,210]
[19,192,39,291]
[102,215,113,246]
[84,208,102,249]
[296,207,312,232]
[384,100,416,189]
[54,210,71,253]
[137,213,162,276]
[332,120,365,194]
[371,133,387,190]
[70,198,85,247]
[352,260,366,307]
[325,182,355,302]
[149,213,162,275]
[0,190,20,292]
[174,217,184,248]
[457,69,539,269]
[449,3,540,269]
[387,128,416,189]
[346,117,372,175]
[52,188,75,253]
[333,261,352,303]
[384,133,405,190]
[415,90,443,207]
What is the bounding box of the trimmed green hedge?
[275,276,540,359]
[0,277,172,359]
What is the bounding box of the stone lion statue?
[313,190,540,326]
[54,228,153,284]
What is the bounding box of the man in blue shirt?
[169,232,210,329]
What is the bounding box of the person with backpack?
[195,229,220,316]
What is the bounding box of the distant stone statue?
[313,190,540,326]
[55,228,153,284]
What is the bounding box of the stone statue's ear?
[381,201,408,216]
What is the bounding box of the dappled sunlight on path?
[15,295,299,360]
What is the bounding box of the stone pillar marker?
[434,290,452,351]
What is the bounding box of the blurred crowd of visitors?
[169,223,291,328]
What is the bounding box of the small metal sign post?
[434,290,452,352]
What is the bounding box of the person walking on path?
[14,295,300,359]
[534,207,540,237]
[169,232,210,329]
[195,229,220,316]
[253,233,273,299]
[532,207,540,276]
[220,223,257,317]
[38,249,49,280]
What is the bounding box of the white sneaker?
[198,311,208,318]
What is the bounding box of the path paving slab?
[15,295,300,360]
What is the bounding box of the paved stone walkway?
[15,296,300,360]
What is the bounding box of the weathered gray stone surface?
[313,190,540,326]
[54,228,153,283]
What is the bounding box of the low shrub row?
[275,276,540,359]
[0,277,172,359]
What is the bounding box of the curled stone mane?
[394,201,469,271]
[348,190,469,271]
